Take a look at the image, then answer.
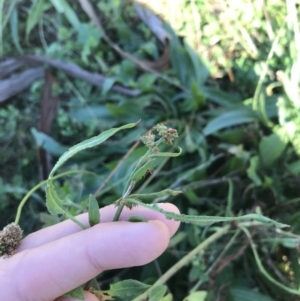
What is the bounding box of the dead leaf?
[0,58,25,79]
[0,67,44,103]
[134,3,170,44]
[15,55,141,96]
[37,71,59,179]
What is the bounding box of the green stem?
[113,203,125,222]
[190,228,241,292]
[15,170,96,224]
[240,226,300,296]
[132,224,231,301]
[122,137,164,196]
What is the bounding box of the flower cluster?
[0,223,23,258]
[140,124,178,151]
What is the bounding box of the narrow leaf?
[150,147,182,158]
[126,199,289,228]
[130,189,183,199]
[130,159,156,182]
[49,122,137,177]
[203,107,257,135]
[88,194,100,226]
[26,0,47,38]
[128,216,148,223]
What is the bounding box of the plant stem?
[113,203,125,222]
[15,170,96,224]
[190,228,241,292]
[131,224,231,301]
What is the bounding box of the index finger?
[18,203,180,252]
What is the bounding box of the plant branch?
[132,224,231,301]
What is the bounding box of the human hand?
[0,203,180,301]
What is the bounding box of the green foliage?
[2,0,300,300]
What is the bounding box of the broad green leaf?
[102,78,116,95]
[159,293,173,301]
[63,286,85,300]
[203,107,257,136]
[126,199,289,228]
[46,181,87,229]
[259,133,286,167]
[31,128,69,156]
[229,287,275,301]
[149,285,168,301]
[108,280,150,298]
[183,291,207,301]
[88,194,100,226]
[128,216,148,222]
[49,122,137,177]
[288,159,300,174]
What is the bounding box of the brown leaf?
[37,71,59,179]
[0,58,25,79]
[0,67,44,103]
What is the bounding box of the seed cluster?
[0,223,23,258]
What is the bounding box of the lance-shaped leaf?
[88,194,100,226]
[49,122,138,177]
[126,199,289,228]
[130,189,182,199]
[130,159,156,183]
[149,147,182,158]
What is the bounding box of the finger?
[55,290,99,301]
[1,220,170,301]
[18,203,180,252]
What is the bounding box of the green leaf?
[88,194,100,226]
[49,122,137,177]
[49,0,81,30]
[63,286,85,300]
[148,284,168,301]
[128,216,148,222]
[126,198,289,228]
[108,280,150,298]
[247,156,262,185]
[229,287,275,301]
[26,0,47,38]
[203,107,257,136]
[130,159,156,182]
[183,291,208,301]
[158,293,173,301]
[10,8,22,53]
[259,133,286,167]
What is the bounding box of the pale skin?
[0,203,180,301]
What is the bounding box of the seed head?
[0,223,23,258]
